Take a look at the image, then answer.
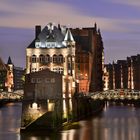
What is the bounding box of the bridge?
[0,90,23,102]
[89,89,140,101]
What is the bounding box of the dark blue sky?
[0,0,140,67]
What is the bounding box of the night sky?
[0,0,140,67]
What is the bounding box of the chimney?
[35,25,41,38]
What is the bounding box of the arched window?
[72,55,75,62]
[58,54,64,63]
[31,55,37,63]
[53,54,57,63]
[67,55,72,62]
[39,54,45,63]
[45,54,50,63]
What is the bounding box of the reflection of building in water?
[26,22,104,93]
[104,54,140,90]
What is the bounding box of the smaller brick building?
[21,69,74,130]
[24,68,74,100]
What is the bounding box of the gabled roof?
[27,23,70,49]
[27,39,35,48]
[38,24,65,43]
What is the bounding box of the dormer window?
[35,40,41,48]
[46,42,56,48]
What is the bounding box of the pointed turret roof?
[7,56,13,65]
[64,29,74,42]
[94,22,97,30]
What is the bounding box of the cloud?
[106,0,140,7]
[0,0,140,67]
[0,0,134,33]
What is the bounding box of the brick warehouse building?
[26,22,104,93]
[104,54,140,91]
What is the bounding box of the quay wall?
[20,96,104,131]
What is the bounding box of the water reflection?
[0,103,22,140]
[1,102,140,140]
[61,130,76,140]
[61,104,140,140]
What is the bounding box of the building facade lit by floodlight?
[104,54,140,91]
[26,22,104,93]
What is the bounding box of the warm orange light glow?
[32,102,38,109]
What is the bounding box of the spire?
[112,61,115,65]
[94,22,97,30]
[64,29,74,42]
[58,23,61,31]
[98,28,100,35]
[97,28,102,39]
[7,56,13,65]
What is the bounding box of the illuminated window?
[39,54,45,63]
[53,54,57,63]
[35,41,41,48]
[45,54,50,63]
[59,68,64,74]
[72,56,75,62]
[32,68,36,72]
[68,55,71,62]
[58,54,64,63]
[39,67,43,71]
[32,55,37,63]
[53,67,64,74]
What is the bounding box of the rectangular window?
[37,78,42,83]
[51,78,55,83]
[45,78,51,83]
[31,78,36,83]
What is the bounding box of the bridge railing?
[0,91,23,100]
[89,89,140,100]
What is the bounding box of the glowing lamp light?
[76,80,79,83]
[32,102,38,109]
[69,94,72,98]
[47,100,55,111]
[48,103,55,111]
[63,94,66,98]
[72,82,75,87]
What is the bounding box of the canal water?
[0,102,140,140]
